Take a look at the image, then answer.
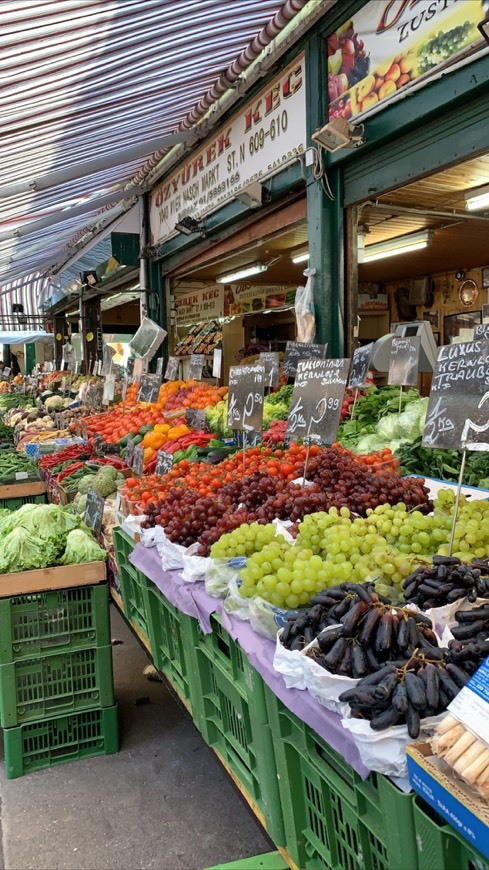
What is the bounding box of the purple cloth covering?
[129,542,369,778]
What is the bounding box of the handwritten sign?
[283,342,327,378]
[189,354,206,380]
[349,343,373,388]
[212,348,222,379]
[474,324,489,341]
[132,445,145,475]
[85,489,105,538]
[259,352,280,388]
[165,356,179,380]
[137,373,161,404]
[388,336,421,386]
[125,439,135,468]
[126,358,135,383]
[285,358,349,445]
[227,364,265,432]
[155,450,174,476]
[185,408,208,431]
[423,340,489,451]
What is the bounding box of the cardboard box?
[407,742,489,860]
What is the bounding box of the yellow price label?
[56,332,62,341]
[86,332,94,342]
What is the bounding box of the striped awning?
[0,0,316,307]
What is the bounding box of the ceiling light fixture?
[235,182,263,209]
[291,250,309,264]
[216,263,268,283]
[174,216,206,236]
[312,117,364,153]
[363,230,433,263]
[465,183,489,211]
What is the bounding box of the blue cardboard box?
[407,742,489,861]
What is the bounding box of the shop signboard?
[285,358,349,445]
[388,336,421,386]
[283,341,327,378]
[327,1,485,122]
[150,56,306,244]
[227,364,265,432]
[422,339,489,450]
[224,284,297,317]
[175,285,224,325]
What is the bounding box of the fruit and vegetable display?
[0,450,41,483]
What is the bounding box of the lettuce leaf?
[0,527,59,574]
[60,530,107,565]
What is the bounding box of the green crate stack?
[185,614,285,846]
[144,583,194,710]
[413,795,489,870]
[265,685,418,870]
[4,705,119,779]
[0,583,117,777]
[113,527,152,641]
[0,492,47,510]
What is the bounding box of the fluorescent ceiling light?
[465,183,489,211]
[292,250,309,264]
[217,263,268,283]
[363,230,433,263]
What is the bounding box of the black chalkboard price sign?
[85,489,105,538]
[388,336,421,386]
[126,358,135,383]
[259,352,280,388]
[423,339,489,451]
[185,408,208,431]
[188,354,206,380]
[283,342,327,378]
[227,364,265,432]
[349,343,373,388]
[137,373,161,404]
[474,324,489,341]
[155,450,173,476]
[132,445,145,475]
[125,438,134,468]
[155,357,164,379]
[165,356,179,381]
[285,358,350,446]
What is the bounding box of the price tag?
[132,445,144,475]
[188,354,205,380]
[133,358,145,382]
[155,357,164,379]
[126,358,135,383]
[15,471,29,481]
[474,323,489,340]
[85,488,105,538]
[212,348,222,379]
[348,343,374,388]
[423,339,489,451]
[285,359,349,446]
[282,342,327,378]
[3,367,11,378]
[93,434,104,453]
[155,450,174,475]
[165,356,179,380]
[227,364,265,432]
[185,408,209,431]
[102,375,116,405]
[388,336,421,386]
[259,351,279,387]
[82,420,88,440]
[125,438,134,468]
[137,373,161,404]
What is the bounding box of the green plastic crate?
[4,704,119,779]
[0,584,110,664]
[144,583,194,710]
[112,526,135,572]
[0,644,114,726]
[0,492,46,510]
[203,852,288,870]
[265,686,418,870]
[117,560,150,643]
[186,619,285,846]
[413,795,489,870]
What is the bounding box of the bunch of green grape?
[210,522,278,559]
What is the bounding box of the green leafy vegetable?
[60,530,107,565]
[0,527,59,574]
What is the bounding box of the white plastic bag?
[342,711,443,778]
[181,544,210,583]
[139,524,166,548]
[301,636,359,714]
[248,596,293,640]
[273,629,307,690]
[295,268,316,343]
[223,574,251,621]
[205,558,243,599]
[156,534,187,571]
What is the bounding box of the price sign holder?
[282,342,327,378]
[155,450,173,476]
[125,438,134,468]
[348,342,373,418]
[137,373,161,404]
[227,364,265,473]
[285,359,349,483]
[85,489,105,538]
[188,354,206,380]
[259,352,280,389]
[165,356,179,381]
[132,445,144,476]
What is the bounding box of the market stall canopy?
[0,330,53,344]
[0,0,318,310]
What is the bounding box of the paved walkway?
[0,607,271,870]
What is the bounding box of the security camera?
[312,117,364,153]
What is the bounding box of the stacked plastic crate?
[0,583,118,778]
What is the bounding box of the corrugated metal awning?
[0,0,314,306]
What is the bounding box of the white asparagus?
[435,714,459,736]
[476,758,489,787]
[453,740,485,776]
[445,731,477,767]
[463,746,489,785]
[432,724,465,757]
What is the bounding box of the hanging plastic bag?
[295,268,316,343]
[273,629,308,690]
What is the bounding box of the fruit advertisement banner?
[327,0,485,121]
[223,284,297,316]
